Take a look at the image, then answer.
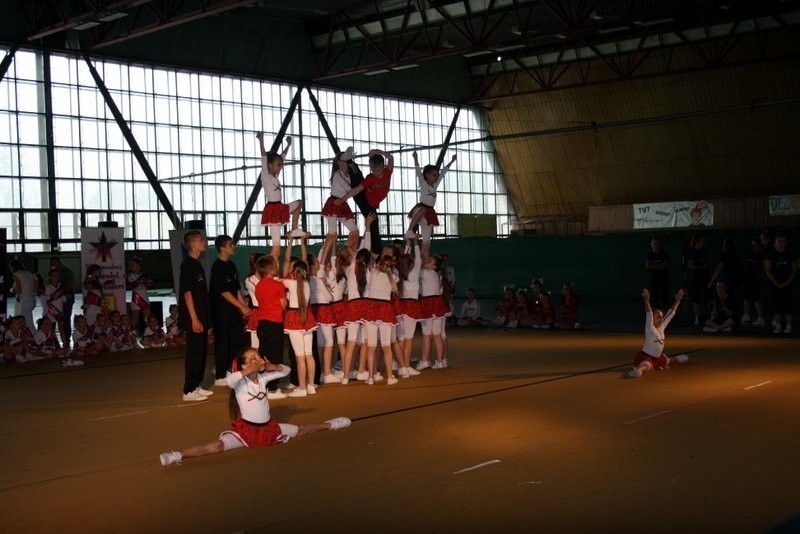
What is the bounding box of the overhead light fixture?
[392,64,419,71]
[442,39,456,49]
[463,49,492,58]
[74,21,101,31]
[98,12,128,22]
[718,4,730,9]
[589,10,603,20]
[496,44,525,52]
[496,54,503,61]
[555,33,567,39]
[510,25,523,35]
[364,69,390,76]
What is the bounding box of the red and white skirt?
[408,203,440,226]
[419,294,450,319]
[633,351,670,370]
[261,202,290,225]
[329,299,348,328]
[398,298,423,320]
[361,298,398,325]
[343,298,366,325]
[223,418,284,448]
[311,303,336,326]
[321,197,355,220]
[284,308,317,332]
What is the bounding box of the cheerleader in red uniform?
[555,282,580,330]
[159,348,351,466]
[416,244,449,370]
[256,132,304,260]
[309,252,339,384]
[396,236,423,378]
[282,235,317,397]
[362,254,400,385]
[320,148,360,262]
[82,264,103,327]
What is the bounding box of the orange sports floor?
[1,328,798,532]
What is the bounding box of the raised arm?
[668,288,685,314]
[641,288,652,313]
[280,135,292,158]
[282,236,295,277]
[255,131,267,157]
[370,149,393,172]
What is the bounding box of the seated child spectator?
[494,286,519,328]
[141,314,167,348]
[118,314,139,351]
[31,316,68,359]
[4,315,31,362]
[555,282,580,330]
[457,288,488,326]
[703,280,736,333]
[165,304,185,346]
[106,311,124,352]
[92,314,113,352]
[532,292,555,329]
[516,289,534,327]
[71,314,98,359]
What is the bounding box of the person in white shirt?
[458,288,487,326]
[159,348,351,466]
[404,150,457,244]
[627,288,689,378]
[256,132,304,260]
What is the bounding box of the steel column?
[83,54,182,230]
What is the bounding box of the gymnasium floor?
[1,328,798,533]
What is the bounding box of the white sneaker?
[740,314,752,323]
[288,388,307,398]
[441,359,449,368]
[214,378,227,387]
[784,325,792,334]
[508,320,519,328]
[673,354,689,363]
[289,228,307,238]
[182,391,208,402]
[325,417,351,430]
[159,451,182,466]
[340,378,349,385]
[415,360,431,371]
[356,371,369,381]
[773,324,782,334]
[721,327,732,333]
[627,368,642,378]
[323,374,341,384]
[196,387,214,396]
[387,376,398,385]
[752,317,766,326]
[398,367,409,378]
[406,366,420,376]
[702,326,716,333]
[391,361,399,371]
[373,372,384,382]
[267,390,287,400]
[306,384,317,395]
[431,361,444,369]
[365,377,374,385]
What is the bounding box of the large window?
[0,46,514,252]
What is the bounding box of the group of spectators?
[647,230,797,335]
[455,279,579,330]
[2,256,186,365]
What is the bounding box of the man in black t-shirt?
[209,235,251,385]
[178,230,213,402]
[645,236,670,311]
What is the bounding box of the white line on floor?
[88,410,148,422]
[744,380,772,390]
[453,459,501,474]
[624,410,672,425]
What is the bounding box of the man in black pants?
[178,230,213,402]
[209,235,251,387]
[49,256,75,348]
